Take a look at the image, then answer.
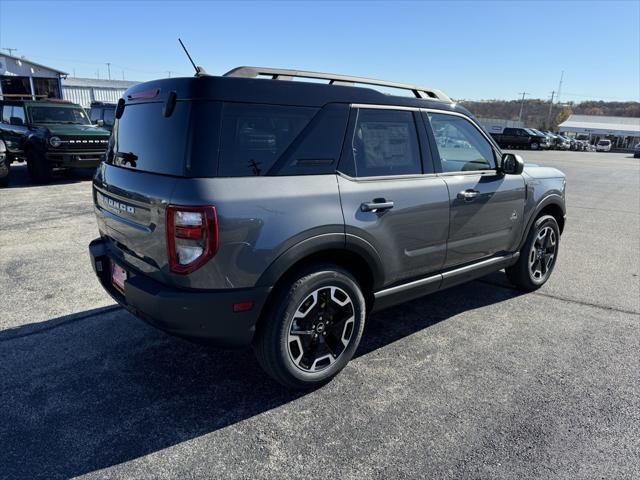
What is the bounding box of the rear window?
[218,103,317,176]
[112,101,193,176]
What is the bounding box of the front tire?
[254,265,366,389]
[27,149,53,184]
[506,215,560,291]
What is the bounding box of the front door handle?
[361,199,394,212]
[457,189,480,201]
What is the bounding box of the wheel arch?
[518,194,566,250]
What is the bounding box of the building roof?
[0,53,68,75]
[559,114,640,135]
[62,77,139,89]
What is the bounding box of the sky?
[0,0,638,102]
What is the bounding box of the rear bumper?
[89,238,271,347]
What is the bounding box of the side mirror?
[500,153,524,175]
[96,119,104,127]
[9,117,24,126]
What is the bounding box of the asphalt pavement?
[0,151,638,479]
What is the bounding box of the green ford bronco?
[0,99,111,184]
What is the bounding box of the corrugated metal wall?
[62,87,126,107]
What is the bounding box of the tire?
[0,162,9,188]
[27,149,53,184]
[506,214,560,291]
[253,265,366,389]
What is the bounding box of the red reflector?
[175,225,204,240]
[233,301,254,313]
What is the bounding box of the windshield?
[598,140,610,145]
[27,106,90,125]
[525,128,541,136]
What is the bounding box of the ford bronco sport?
[0,99,110,184]
[89,67,566,389]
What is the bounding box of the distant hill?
[458,99,640,131]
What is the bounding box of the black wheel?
[254,265,366,389]
[27,149,53,184]
[506,215,560,291]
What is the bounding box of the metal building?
[62,77,139,107]
[559,114,640,150]
[477,117,524,134]
[0,53,66,100]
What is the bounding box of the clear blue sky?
[1,0,638,102]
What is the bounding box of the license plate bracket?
[111,262,127,294]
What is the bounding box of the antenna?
[178,38,207,77]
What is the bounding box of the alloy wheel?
[528,226,556,282]
[287,286,355,372]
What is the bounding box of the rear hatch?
[93,80,221,287]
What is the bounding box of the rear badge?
[99,192,135,214]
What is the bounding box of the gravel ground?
[0,151,638,479]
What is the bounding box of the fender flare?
[517,194,565,250]
[255,232,385,289]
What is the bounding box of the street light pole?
[546,90,556,129]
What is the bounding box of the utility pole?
[166,70,173,78]
[546,90,556,129]
[1,47,17,56]
[96,69,100,79]
[106,62,111,80]
[122,70,125,81]
[517,92,529,123]
[556,70,564,105]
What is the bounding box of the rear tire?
[253,265,366,389]
[27,149,53,184]
[506,215,560,291]
[0,162,9,188]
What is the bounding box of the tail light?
[166,205,219,274]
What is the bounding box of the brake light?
[166,205,219,274]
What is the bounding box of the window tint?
[219,103,317,176]
[427,113,496,172]
[350,109,421,177]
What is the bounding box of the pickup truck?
[0,99,110,184]
[490,127,549,150]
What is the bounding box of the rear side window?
[218,103,317,176]
[347,109,422,177]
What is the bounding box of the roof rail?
[223,66,452,103]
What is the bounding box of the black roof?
[122,74,472,117]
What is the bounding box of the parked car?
[634,143,640,158]
[490,127,548,150]
[89,67,567,389]
[555,135,571,150]
[528,128,553,149]
[0,99,111,183]
[89,102,117,133]
[596,139,612,152]
[0,137,8,187]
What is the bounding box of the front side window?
[427,113,496,173]
[350,109,421,177]
[219,103,317,176]
[90,107,102,123]
[27,106,89,125]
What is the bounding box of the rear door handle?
[457,189,480,201]
[361,199,394,212]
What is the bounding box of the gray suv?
[89,67,566,389]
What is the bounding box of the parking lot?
[0,151,638,479]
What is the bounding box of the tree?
[553,107,573,131]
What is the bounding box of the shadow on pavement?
[4,162,96,189]
[0,276,522,479]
